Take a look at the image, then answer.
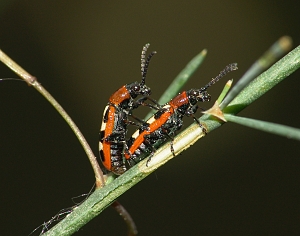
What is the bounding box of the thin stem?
[224,114,300,141]
[217,79,233,104]
[0,49,105,187]
[201,43,300,132]
[220,36,292,110]
[0,50,36,85]
[145,49,207,119]
[111,201,138,236]
[158,49,207,105]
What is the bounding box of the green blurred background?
[0,1,299,235]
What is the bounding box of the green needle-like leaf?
[158,49,207,105]
[220,36,292,110]
[224,114,300,141]
[201,43,300,132]
[145,49,207,119]
[217,79,233,104]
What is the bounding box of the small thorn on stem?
[202,100,227,122]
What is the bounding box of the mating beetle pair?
[99,44,237,175]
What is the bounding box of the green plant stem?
[0,49,105,187]
[224,114,300,140]
[44,43,300,236]
[43,117,206,236]
[220,36,292,110]
[158,49,207,105]
[217,79,233,104]
[202,43,300,132]
[145,49,207,119]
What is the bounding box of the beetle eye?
[133,85,140,92]
[197,91,211,102]
[204,93,211,101]
[141,86,151,95]
[191,90,199,97]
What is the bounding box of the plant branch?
[43,40,300,235]
[42,116,207,236]
[220,36,292,109]
[0,49,105,187]
[202,42,300,132]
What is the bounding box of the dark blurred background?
[0,1,299,235]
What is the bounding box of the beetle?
[99,43,157,175]
[125,63,238,166]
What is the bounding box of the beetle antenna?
[201,63,238,91]
[141,43,157,86]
